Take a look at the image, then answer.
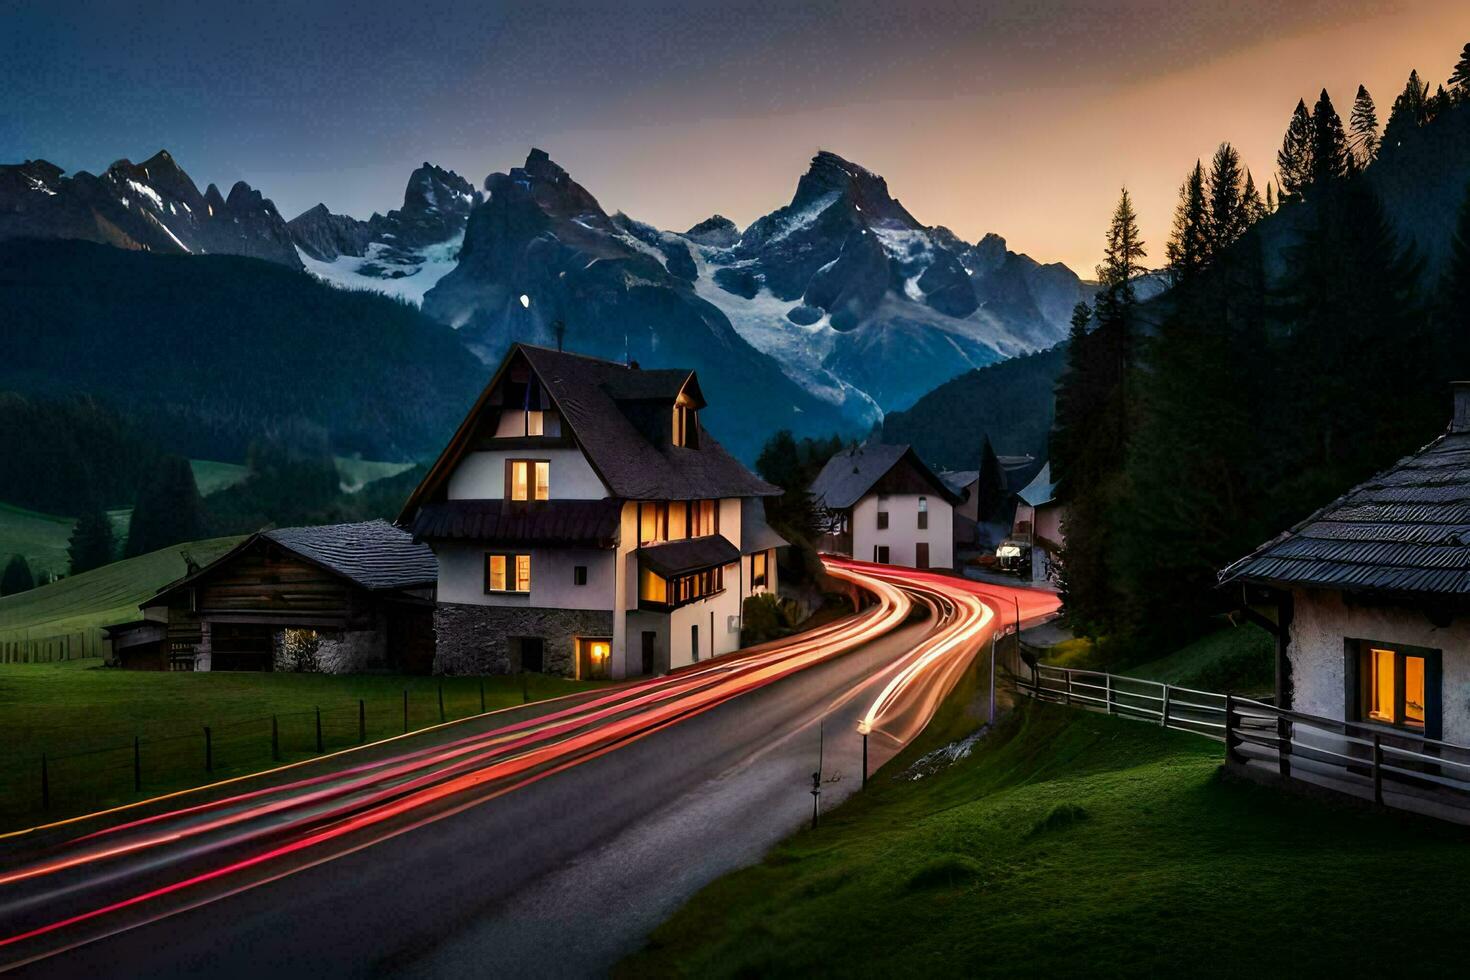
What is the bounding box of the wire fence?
[1012,661,1470,825]
[0,676,535,827]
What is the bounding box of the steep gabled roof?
[808,443,963,510]
[398,344,777,523]
[1017,463,1057,508]
[1220,430,1470,597]
[409,499,622,547]
[149,520,436,606]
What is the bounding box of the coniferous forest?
[1053,46,1470,655]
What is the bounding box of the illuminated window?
[691,499,717,537]
[583,638,612,680]
[508,460,549,501]
[751,550,768,588]
[1358,644,1430,731]
[673,405,699,448]
[639,566,668,604]
[918,496,928,530]
[486,553,532,593]
[668,501,688,540]
[638,564,724,608]
[527,410,544,436]
[639,502,666,544]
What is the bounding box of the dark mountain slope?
[0,239,485,462]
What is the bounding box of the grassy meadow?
[624,703,1470,977]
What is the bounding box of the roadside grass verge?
[622,703,1470,977]
[0,658,607,831]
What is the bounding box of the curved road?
[0,560,1056,977]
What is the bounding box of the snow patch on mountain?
[296,233,463,306]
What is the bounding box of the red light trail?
[0,559,1055,969]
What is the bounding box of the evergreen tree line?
[1053,46,1470,654]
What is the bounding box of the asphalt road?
[8,616,931,979]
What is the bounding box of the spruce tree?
[1242,171,1266,224]
[1310,89,1349,186]
[1266,180,1277,214]
[1207,143,1249,254]
[1166,162,1209,283]
[1,555,35,596]
[125,455,207,557]
[1383,70,1428,150]
[68,508,115,575]
[1349,84,1380,168]
[1437,180,1470,372]
[1427,84,1450,123]
[1277,99,1314,199]
[1451,43,1470,100]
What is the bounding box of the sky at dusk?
[3,0,1467,272]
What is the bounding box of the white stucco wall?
[1289,587,1470,743]
[851,493,954,569]
[446,448,608,500]
[667,569,744,669]
[433,542,616,611]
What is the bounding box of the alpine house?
[398,344,787,679]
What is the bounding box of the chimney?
[1454,382,1470,434]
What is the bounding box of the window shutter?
[1342,638,1360,722]
[1425,650,1444,740]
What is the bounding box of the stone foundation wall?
[434,602,615,677]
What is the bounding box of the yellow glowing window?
[487,553,531,593]
[752,550,768,587]
[509,460,549,502]
[1363,645,1428,731]
[1368,648,1395,724]
[639,567,668,604]
[527,410,544,436]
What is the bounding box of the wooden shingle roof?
[1220,430,1470,597]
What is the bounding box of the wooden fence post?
[1064,671,1073,707]
[1105,674,1113,715]
[1160,684,1171,728]
[315,707,324,753]
[1372,733,1384,805]
[1224,695,1236,764]
[204,726,213,773]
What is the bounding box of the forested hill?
[0,239,486,462]
[881,344,1065,471]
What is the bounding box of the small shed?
[114,521,437,673]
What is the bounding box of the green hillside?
[0,503,132,580]
[0,535,243,641]
[626,705,1470,977]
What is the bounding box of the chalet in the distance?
[809,442,961,570]
[397,344,786,680]
[1220,383,1470,743]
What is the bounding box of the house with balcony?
[1219,383,1470,743]
[809,442,961,569]
[397,343,785,679]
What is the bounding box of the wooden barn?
[108,520,437,673]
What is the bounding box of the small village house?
[1219,384,1470,742]
[106,520,437,672]
[397,344,786,680]
[1002,462,1066,582]
[810,443,961,569]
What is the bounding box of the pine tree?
[68,508,115,575]
[1310,89,1349,186]
[125,455,207,557]
[1349,84,1380,168]
[1277,99,1314,199]
[1266,180,1277,214]
[1451,43,1470,100]
[1207,143,1250,254]
[1242,171,1266,224]
[1,555,35,596]
[1437,180,1470,372]
[1426,84,1451,123]
[974,436,1007,523]
[1383,70,1428,149]
[1166,162,1209,283]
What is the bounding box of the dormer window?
[672,404,699,448]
